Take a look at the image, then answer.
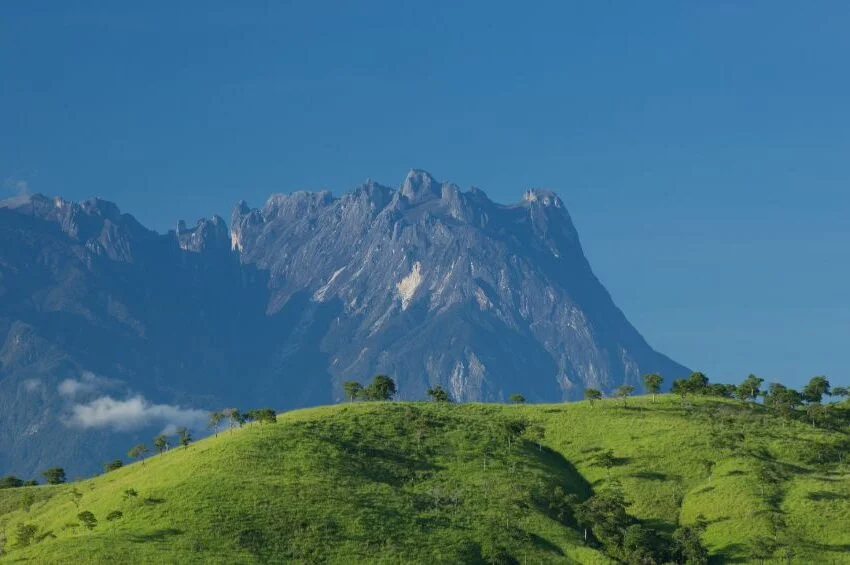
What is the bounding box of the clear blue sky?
[3,2,849,390]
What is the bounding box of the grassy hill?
[1,395,849,563]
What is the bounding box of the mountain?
[0,170,687,476]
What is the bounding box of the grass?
[0,395,848,563]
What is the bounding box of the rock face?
[0,170,688,476]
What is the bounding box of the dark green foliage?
[621,523,662,564]
[747,535,777,564]
[802,375,831,404]
[592,449,619,477]
[104,459,124,473]
[764,383,803,420]
[613,385,634,406]
[343,380,363,402]
[642,373,663,401]
[154,434,169,454]
[672,521,709,565]
[508,393,526,404]
[41,467,66,485]
[426,385,451,402]
[360,375,397,401]
[706,383,736,398]
[248,408,277,424]
[20,491,35,512]
[177,427,192,448]
[739,374,764,402]
[77,511,97,531]
[14,523,38,548]
[128,443,149,464]
[208,411,225,436]
[106,510,123,522]
[584,388,602,406]
[0,476,26,489]
[574,488,632,554]
[123,488,138,500]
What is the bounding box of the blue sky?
[3,2,849,390]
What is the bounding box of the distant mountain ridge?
[0,170,688,476]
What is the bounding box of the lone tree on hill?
[77,511,97,531]
[613,385,634,407]
[739,374,764,403]
[509,393,526,404]
[154,434,169,454]
[208,411,225,437]
[701,459,716,484]
[642,373,663,402]
[584,388,602,407]
[802,375,831,404]
[177,427,192,449]
[427,385,451,402]
[343,380,363,402]
[593,449,619,478]
[42,467,66,485]
[223,408,243,430]
[104,460,123,473]
[363,375,397,401]
[128,444,149,466]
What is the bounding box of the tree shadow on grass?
[127,528,183,543]
[710,543,747,564]
[806,490,850,501]
[629,471,671,481]
[527,532,564,556]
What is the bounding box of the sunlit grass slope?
[1,396,848,564]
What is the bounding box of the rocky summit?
[0,170,687,476]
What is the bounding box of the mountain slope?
[0,170,687,477]
[1,397,848,564]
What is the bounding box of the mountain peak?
[522,189,563,208]
[400,169,441,203]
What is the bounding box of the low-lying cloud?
[64,395,208,432]
[58,371,118,398]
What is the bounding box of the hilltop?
[1,395,848,563]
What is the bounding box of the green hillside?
[1,396,849,564]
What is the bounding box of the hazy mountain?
[0,170,687,476]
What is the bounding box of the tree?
[177,427,192,449]
[154,434,169,454]
[122,488,138,501]
[831,386,849,400]
[673,522,709,565]
[0,476,25,489]
[509,393,526,404]
[104,459,123,473]
[426,385,451,402]
[613,385,634,407]
[77,510,98,531]
[740,374,764,403]
[208,411,225,437]
[106,510,123,522]
[574,488,632,554]
[13,523,38,548]
[593,449,618,478]
[502,419,528,450]
[642,373,663,402]
[363,375,397,401]
[128,444,149,466]
[805,402,827,428]
[700,459,716,484]
[223,408,242,431]
[584,388,602,407]
[252,408,277,425]
[686,372,709,395]
[747,535,777,564]
[802,375,831,404]
[42,467,66,485]
[69,488,83,509]
[671,379,689,404]
[622,523,662,564]
[343,380,363,402]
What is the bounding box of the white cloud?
[64,395,208,432]
[58,371,117,397]
[22,379,42,392]
[2,177,30,195]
